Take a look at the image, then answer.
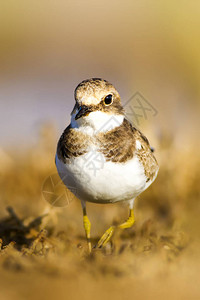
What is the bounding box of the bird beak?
[75,105,92,120]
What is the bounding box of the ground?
[0,125,200,300]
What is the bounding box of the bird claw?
[96,226,115,248]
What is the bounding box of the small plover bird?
[56,78,159,252]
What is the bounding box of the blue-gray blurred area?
[0,1,200,146]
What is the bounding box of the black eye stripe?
[104,94,113,105]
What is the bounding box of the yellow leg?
[82,204,91,253]
[97,208,135,248]
[118,208,135,229]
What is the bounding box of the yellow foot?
[118,209,135,229]
[88,241,92,253]
[97,226,115,248]
[83,215,91,253]
[96,209,135,249]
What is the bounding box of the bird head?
[71,78,124,132]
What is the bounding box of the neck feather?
[71,111,124,135]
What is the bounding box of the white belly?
[55,150,152,204]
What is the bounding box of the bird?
[55,78,159,252]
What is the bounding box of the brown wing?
[97,118,158,181]
[57,125,90,163]
[96,119,136,163]
[134,127,159,182]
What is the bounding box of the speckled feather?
[57,125,91,161]
[57,117,158,182]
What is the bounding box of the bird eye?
[104,94,113,106]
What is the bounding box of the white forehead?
[77,91,108,106]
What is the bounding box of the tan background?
[0,1,200,300]
[0,0,200,145]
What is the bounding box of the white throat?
[71,111,124,135]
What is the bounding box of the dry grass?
[0,124,200,300]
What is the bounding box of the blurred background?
[0,1,200,300]
[1,0,200,146]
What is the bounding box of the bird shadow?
[0,206,47,250]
